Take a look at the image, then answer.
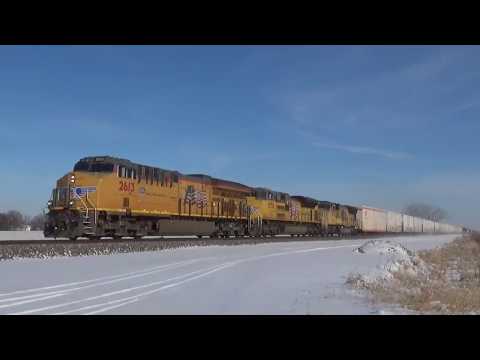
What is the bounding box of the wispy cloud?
[454,98,480,113]
[296,130,413,160]
[312,141,412,159]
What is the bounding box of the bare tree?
[29,213,46,231]
[0,210,28,230]
[403,203,448,222]
[0,213,8,230]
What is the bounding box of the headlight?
[47,200,53,206]
[69,201,74,206]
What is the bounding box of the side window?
[51,189,56,205]
[118,166,126,178]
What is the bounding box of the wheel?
[197,235,203,239]
[69,236,77,241]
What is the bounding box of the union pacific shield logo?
[71,186,96,198]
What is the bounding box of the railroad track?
[0,233,433,261]
[0,232,410,247]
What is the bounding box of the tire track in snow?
[14,244,358,315]
[11,261,237,315]
[0,258,215,311]
[0,257,215,298]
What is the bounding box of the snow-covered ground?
[0,231,47,241]
[0,234,458,315]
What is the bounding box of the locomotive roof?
[78,157,253,192]
[291,197,359,211]
[76,157,359,211]
[290,195,318,208]
[77,156,180,174]
[291,196,336,207]
[186,174,252,192]
[255,187,289,196]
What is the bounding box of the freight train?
[44,156,466,240]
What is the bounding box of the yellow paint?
[52,170,356,228]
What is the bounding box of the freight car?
[356,206,464,234]
[44,156,465,240]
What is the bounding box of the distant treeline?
[0,210,45,231]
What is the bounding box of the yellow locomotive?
[44,156,359,240]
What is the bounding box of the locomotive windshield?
[74,161,114,173]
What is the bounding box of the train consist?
[44,156,466,240]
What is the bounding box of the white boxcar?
[387,211,403,232]
[413,217,423,232]
[358,206,387,232]
[438,223,447,233]
[438,222,445,233]
[402,214,415,232]
[448,224,461,234]
[423,220,435,233]
[421,218,429,233]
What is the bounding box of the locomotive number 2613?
[119,181,135,193]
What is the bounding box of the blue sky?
[1,45,479,229]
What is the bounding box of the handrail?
[76,194,89,217]
[85,192,97,225]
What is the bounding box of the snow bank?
[350,240,428,286]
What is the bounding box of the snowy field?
[0,234,458,315]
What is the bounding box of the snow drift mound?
[349,240,428,288]
[354,239,414,258]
